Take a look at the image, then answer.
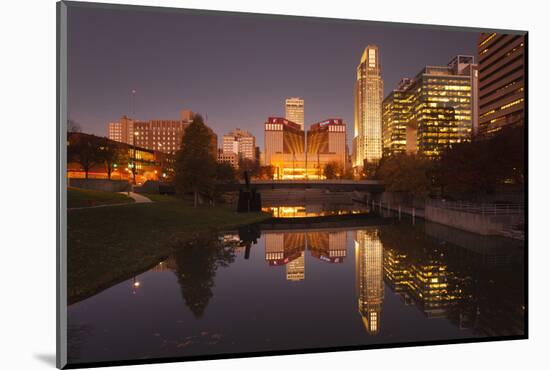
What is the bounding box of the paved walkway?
[121,192,153,204]
[68,192,153,210]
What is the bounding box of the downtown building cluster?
[101,32,525,181]
[353,33,525,172]
[382,55,479,159]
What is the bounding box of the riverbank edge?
[68,207,272,306]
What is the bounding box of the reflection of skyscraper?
[308,231,347,263]
[353,45,384,171]
[383,248,410,293]
[286,251,305,281]
[382,244,465,318]
[264,233,285,263]
[264,232,306,281]
[408,260,459,318]
[355,229,384,335]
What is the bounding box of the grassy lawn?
[67,197,270,304]
[68,187,134,208]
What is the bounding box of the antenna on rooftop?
[130,89,136,118]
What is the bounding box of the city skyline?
[68,5,477,150]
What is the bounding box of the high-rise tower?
[285,97,305,130]
[353,45,384,173]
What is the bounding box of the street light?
[132,131,139,185]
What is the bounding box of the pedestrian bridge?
[217,179,384,193]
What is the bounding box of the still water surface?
[68,215,524,364]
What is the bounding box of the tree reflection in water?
[172,233,236,318]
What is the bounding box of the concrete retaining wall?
[68,178,130,192]
[424,205,523,236]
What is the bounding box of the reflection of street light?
[132,276,140,295]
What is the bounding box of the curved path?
[122,192,153,204]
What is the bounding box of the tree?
[323,161,343,179]
[68,133,101,179]
[363,159,378,179]
[436,126,524,197]
[175,114,217,207]
[67,119,81,133]
[342,166,355,180]
[257,165,275,180]
[238,158,259,179]
[97,138,125,180]
[215,162,237,184]
[375,153,434,198]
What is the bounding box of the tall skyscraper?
[382,78,414,156]
[353,45,384,172]
[382,56,478,158]
[477,32,525,136]
[285,97,305,130]
[222,128,256,167]
[414,55,477,158]
[355,229,384,335]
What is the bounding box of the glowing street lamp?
[132,131,139,185]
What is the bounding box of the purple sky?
[67,4,478,149]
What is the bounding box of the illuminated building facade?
[353,45,384,170]
[285,97,305,130]
[264,117,305,179]
[108,115,134,146]
[67,132,173,183]
[108,121,123,143]
[108,110,196,154]
[355,229,384,334]
[307,119,347,178]
[413,55,478,158]
[217,149,239,168]
[477,32,525,136]
[383,56,478,158]
[263,117,347,179]
[222,128,256,166]
[382,78,414,156]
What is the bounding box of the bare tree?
[67,119,81,133]
[97,137,125,180]
[68,133,100,179]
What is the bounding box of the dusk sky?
[68,4,478,148]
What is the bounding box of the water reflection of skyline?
[148,224,523,336]
[69,222,524,364]
[355,229,384,335]
[264,230,348,281]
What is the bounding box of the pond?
[67,214,525,365]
